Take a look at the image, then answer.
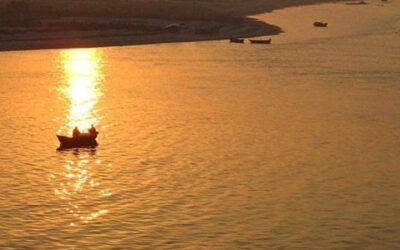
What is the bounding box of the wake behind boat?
[57,125,99,150]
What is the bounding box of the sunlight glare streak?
[61,48,103,133]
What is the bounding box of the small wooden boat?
[346,1,367,5]
[230,38,244,43]
[313,21,328,27]
[249,38,272,44]
[57,132,98,150]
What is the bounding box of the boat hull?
[230,38,244,43]
[314,22,328,27]
[249,39,271,44]
[57,134,98,150]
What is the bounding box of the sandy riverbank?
[0,0,340,51]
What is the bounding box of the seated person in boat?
[88,124,97,135]
[73,126,81,138]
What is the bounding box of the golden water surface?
[0,1,399,249]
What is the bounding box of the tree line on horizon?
[0,0,242,28]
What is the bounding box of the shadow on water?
[56,147,97,156]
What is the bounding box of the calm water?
[0,1,399,249]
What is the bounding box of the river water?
[0,0,399,249]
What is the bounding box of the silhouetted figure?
[88,124,97,135]
[57,125,99,150]
[73,126,81,138]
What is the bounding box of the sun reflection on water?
[53,49,110,227]
[60,48,103,133]
[52,151,111,226]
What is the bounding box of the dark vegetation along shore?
[0,0,338,51]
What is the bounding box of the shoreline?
[0,0,338,52]
[0,18,280,52]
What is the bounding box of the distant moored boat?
[314,21,328,27]
[230,38,244,43]
[346,1,367,5]
[249,38,272,44]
